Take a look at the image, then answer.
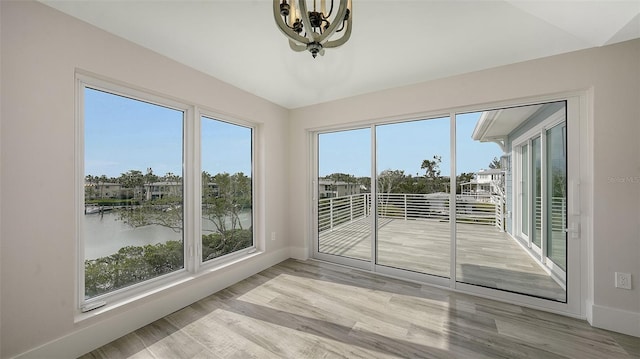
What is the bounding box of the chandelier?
[273,0,352,58]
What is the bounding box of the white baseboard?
[289,245,310,260]
[590,303,640,337]
[13,248,290,359]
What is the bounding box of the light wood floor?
[80,259,639,359]
[319,218,566,301]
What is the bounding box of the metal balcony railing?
[534,196,567,232]
[319,192,568,235]
[319,193,512,233]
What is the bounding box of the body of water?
[83,211,252,260]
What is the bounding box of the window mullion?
[449,112,457,289]
[185,106,200,273]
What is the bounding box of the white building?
[318,179,362,199]
[460,168,505,196]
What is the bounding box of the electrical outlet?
[615,272,632,290]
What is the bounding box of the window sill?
[75,249,264,323]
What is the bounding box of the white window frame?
[76,73,258,315]
[196,110,258,272]
[511,108,567,285]
[514,143,531,242]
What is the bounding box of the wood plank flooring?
[80,259,639,359]
[319,218,566,301]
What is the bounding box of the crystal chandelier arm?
[273,1,310,45]
[323,15,351,48]
[315,0,349,44]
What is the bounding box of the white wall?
[289,39,640,336]
[1,2,289,358]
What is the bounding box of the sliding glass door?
[512,103,568,294]
[313,97,579,311]
[375,118,450,277]
[316,128,372,266]
[546,122,567,273]
[531,136,543,252]
[456,102,567,302]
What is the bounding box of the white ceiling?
[40,0,640,109]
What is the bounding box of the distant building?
[459,168,505,196]
[84,182,123,199]
[318,179,362,199]
[144,181,183,200]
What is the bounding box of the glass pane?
[546,123,567,271]
[456,102,566,302]
[455,112,515,290]
[318,129,371,261]
[84,88,184,299]
[532,137,542,248]
[376,118,450,277]
[521,145,529,236]
[201,117,253,262]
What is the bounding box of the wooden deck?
[319,217,566,302]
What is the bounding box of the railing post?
[495,196,499,229]
[498,196,503,231]
[329,198,334,230]
[363,194,367,218]
[350,195,354,221]
[404,194,407,220]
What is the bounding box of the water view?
[83,210,252,260]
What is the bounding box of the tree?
[98,175,109,198]
[397,173,435,194]
[119,170,144,200]
[85,241,183,298]
[203,172,251,232]
[202,229,252,261]
[489,156,501,169]
[377,169,405,194]
[116,171,183,232]
[85,175,98,199]
[162,172,181,183]
[456,172,475,194]
[143,167,159,199]
[117,195,183,232]
[421,155,442,179]
[202,171,252,261]
[376,169,405,216]
[324,172,355,183]
[87,169,254,293]
[421,155,446,193]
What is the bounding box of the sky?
[319,113,504,178]
[85,88,251,178]
[85,87,502,179]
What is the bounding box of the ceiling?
[40,1,640,109]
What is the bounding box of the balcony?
[318,193,566,302]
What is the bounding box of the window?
[201,116,253,262]
[83,87,185,300]
[79,75,256,309]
